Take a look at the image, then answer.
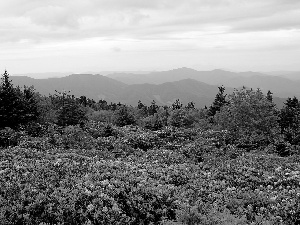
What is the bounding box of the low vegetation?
[1,71,300,224]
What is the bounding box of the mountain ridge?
[106,67,300,98]
[10,72,286,108]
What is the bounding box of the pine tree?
[185,101,195,110]
[266,90,273,103]
[208,86,227,117]
[148,100,159,116]
[279,96,300,144]
[0,70,39,129]
[112,105,136,126]
[56,101,87,127]
[137,100,148,118]
[172,99,182,110]
[52,90,87,127]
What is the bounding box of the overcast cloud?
[0,0,300,74]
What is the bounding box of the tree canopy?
[0,70,39,129]
[214,87,279,146]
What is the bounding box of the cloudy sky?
[1,0,300,75]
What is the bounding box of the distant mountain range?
[10,74,232,108]
[264,71,300,81]
[13,72,73,79]
[107,68,237,86]
[10,67,295,108]
[107,67,300,99]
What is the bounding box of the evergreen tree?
[279,96,300,144]
[185,101,195,110]
[266,90,274,103]
[21,86,40,123]
[112,105,136,126]
[78,95,87,107]
[137,100,145,109]
[57,101,87,127]
[160,105,170,126]
[148,100,159,116]
[172,99,183,110]
[52,90,87,127]
[137,100,148,118]
[0,70,39,129]
[96,100,109,110]
[208,86,227,117]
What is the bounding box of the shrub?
[61,125,96,149]
[214,87,279,147]
[84,121,116,138]
[0,127,23,147]
[88,110,113,123]
[56,102,87,127]
[112,106,136,127]
[168,109,195,128]
[23,122,47,137]
[143,113,163,130]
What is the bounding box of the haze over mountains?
[10,67,298,108]
[14,72,73,79]
[107,68,300,99]
[264,71,300,81]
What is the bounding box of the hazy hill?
[10,72,287,108]
[13,72,73,79]
[11,74,127,101]
[107,68,300,99]
[264,71,300,81]
[9,74,233,108]
[107,68,238,85]
[118,79,235,107]
[223,75,300,98]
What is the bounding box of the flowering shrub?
[0,123,300,224]
[142,113,163,131]
[0,127,24,147]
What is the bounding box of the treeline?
[0,70,205,130]
[1,70,300,156]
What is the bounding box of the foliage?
[208,86,227,117]
[35,94,57,124]
[112,106,136,127]
[136,100,148,118]
[143,113,164,130]
[1,126,299,224]
[168,109,196,128]
[279,96,300,145]
[88,110,113,123]
[172,99,183,110]
[0,70,39,129]
[52,91,88,127]
[2,69,300,224]
[148,100,159,116]
[214,87,279,147]
[0,127,24,147]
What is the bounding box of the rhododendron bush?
[1,123,299,224]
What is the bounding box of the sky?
[0,0,300,75]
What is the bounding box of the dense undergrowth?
[1,123,299,224]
